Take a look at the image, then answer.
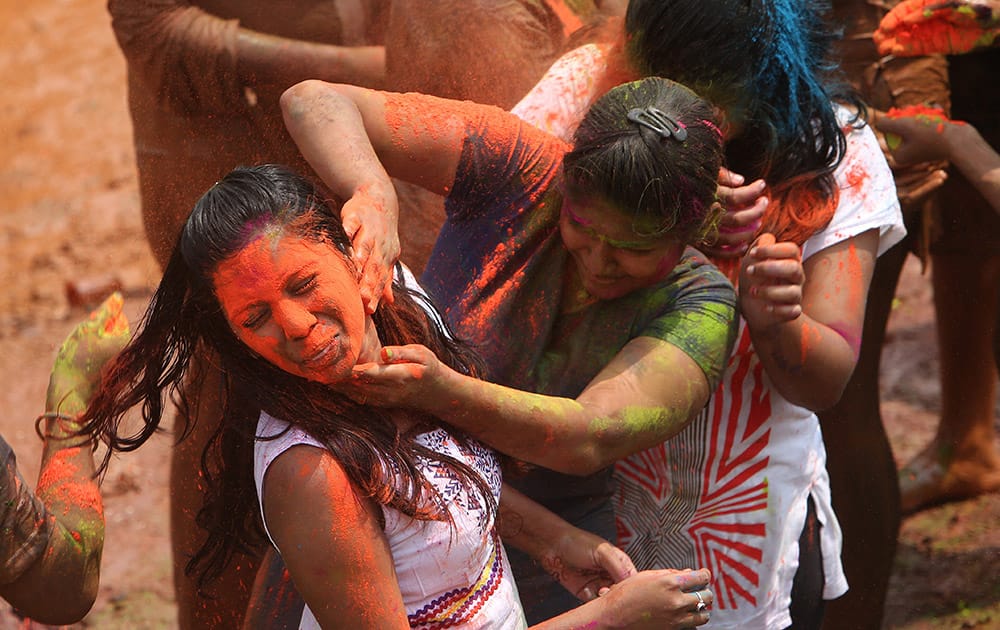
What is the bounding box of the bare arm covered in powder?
[261,445,410,628]
[873,111,1000,213]
[0,294,129,623]
[738,230,880,410]
[108,0,385,117]
[280,80,490,310]
[342,336,716,476]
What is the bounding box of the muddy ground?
[0,0,997,628]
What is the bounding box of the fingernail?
[382,347,393,361]
[750,286,759,297]
[746,264,755,275]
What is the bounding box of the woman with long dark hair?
[77,163,714,628]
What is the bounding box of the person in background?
[873,0,1000,515]
[813,1,956,625]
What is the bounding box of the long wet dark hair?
[563,77,725,244]
[80,164,493,588]
[625,0,863,247]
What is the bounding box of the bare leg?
[819,240,908,630]
[242,547,304,629]
[899,252,1000,512]
[171,359,259,629]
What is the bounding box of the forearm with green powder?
[0,374,103,623]
[0,296,126,623]
[417,337,711,476]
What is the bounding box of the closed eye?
[242,307,269,331]
[290,274,318,295]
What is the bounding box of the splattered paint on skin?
[883,104,962,148]
[37,448,103,517]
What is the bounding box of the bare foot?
[899,440,1000,514]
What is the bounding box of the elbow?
[280,79,330,124]
[43,594,98,626]
[780,379,850,412]
[14,576,99,625]
[549,439,623,477]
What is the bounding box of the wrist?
[35,411,86,443]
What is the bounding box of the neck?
[600,40,640,96]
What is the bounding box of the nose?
[584,239,618,275]
[272,300,317,340]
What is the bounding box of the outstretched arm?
[0,294,129,624]
[500,485,636,601]
[873,111,1000,213]
[345,332,722,476]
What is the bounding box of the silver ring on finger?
[694,589,707,612]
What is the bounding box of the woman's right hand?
[344,344,449,411]
[595,568,713,629]
[701,168,768,259]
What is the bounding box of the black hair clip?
[627,107,688,142]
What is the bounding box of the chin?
[585,282,632,301]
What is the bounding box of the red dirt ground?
[0,1,996,628]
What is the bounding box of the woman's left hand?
[540,527,637,601]
[342,344,448,409]
[592,568,714,629]
[739,233,805,329]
